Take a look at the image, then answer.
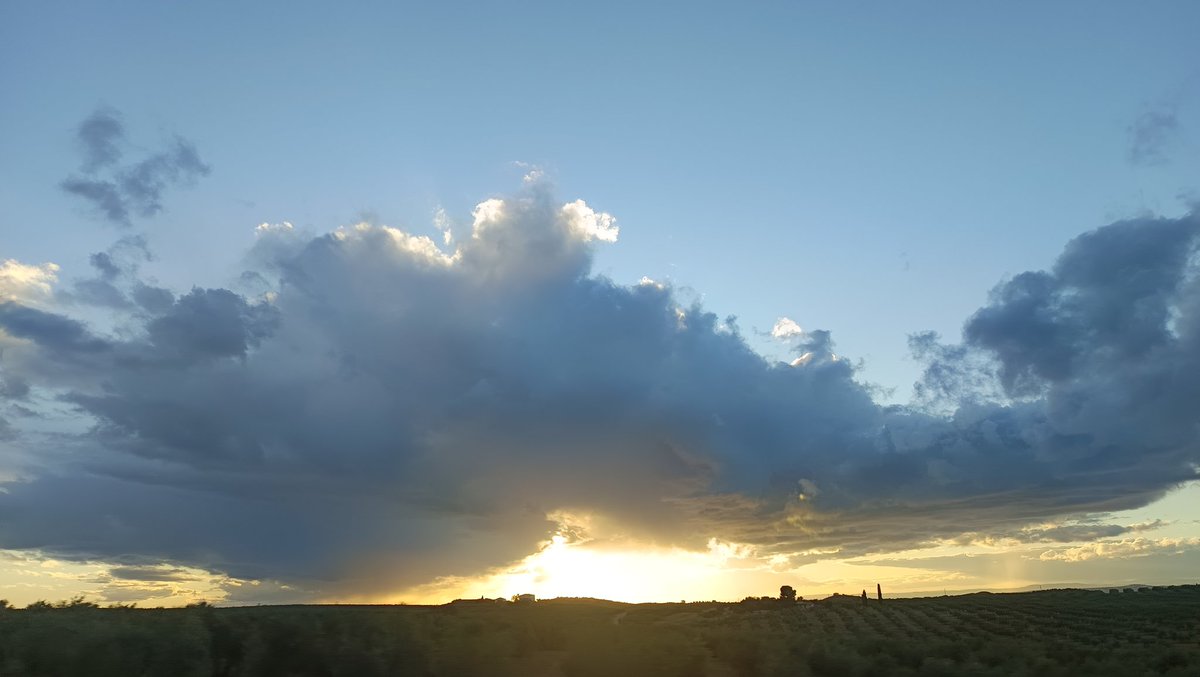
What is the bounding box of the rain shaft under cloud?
[1,181,1198,597]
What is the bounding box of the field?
[0,586,1197,676]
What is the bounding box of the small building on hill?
[511,593,536,604]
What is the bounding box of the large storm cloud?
[1,180,1197,596]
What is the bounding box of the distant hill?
[895,582,1164,598]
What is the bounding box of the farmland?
[0,585,1196,676]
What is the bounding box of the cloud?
[60,108,210,226]
[956,213,1200,417]
[143,288,278,362]
[770,317,804,339]
[2,181,1199,600]
[75,108,124,173]
[950,519,1166,546]
[863,544,1200,591]
[1127,107,1180,166]
[1039,537,1200,562]
[107,565,193,582]
[56,236,168,311]
[0,260,59,307]
[560,199,619,243]
[0,302,112,358]
[60,178,129,224]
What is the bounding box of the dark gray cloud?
[89,252,122,281]
[1127,107,1180,166]
[1028,522,1159,543]
[963,214,1197,395]
[7,404,40,418]
[1,184,1198,597]
[60,178,129,224]
[76,108,124,173]
[116,138,210,218]
[947,519,1165,546]
[131,283,175,314]
[60,109,210,226]
[145,288,278,362]
[107,566,193,582]
[68,277,129,309]
[60,236,162,310]
[0,302,111,358]
[0,372,30,400]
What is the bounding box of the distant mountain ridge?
[894,582,1161,598]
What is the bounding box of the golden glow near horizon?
[0,554,231,608]
[389,482,1200,604]
[385,535,1031,605]
[1,483,1198,607]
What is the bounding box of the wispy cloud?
[1127,106,1180,166]
[59,108,210,226]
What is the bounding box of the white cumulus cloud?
[771,316,805,339]
[0,259,59,306]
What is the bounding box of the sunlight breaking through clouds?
[1,172,1199,604]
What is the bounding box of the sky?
[1,1,1199,606]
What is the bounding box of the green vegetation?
[0,586,1197,676]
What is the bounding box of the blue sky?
[1,2,1199,605]
[5,2,1197,396]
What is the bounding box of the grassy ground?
[0,585,1197,676]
